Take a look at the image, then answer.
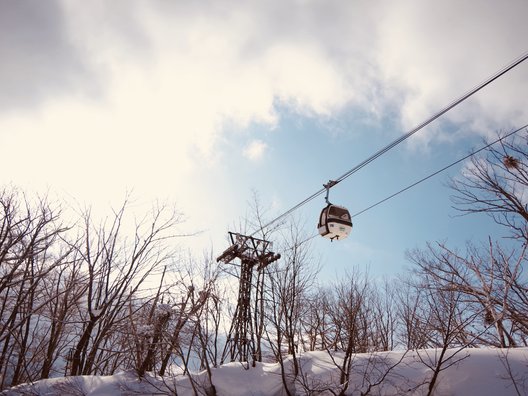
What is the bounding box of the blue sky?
[0,0,527,281]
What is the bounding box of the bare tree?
[0,191,198,390]
[189,253,223,372]
[39,260,87,379]
[324,268,373,395]
[407,240,528,347]
[158,285,198,377]
[451,130,528,243]
[155,253,219,378]
[131,265,171,377]
[68,200,186,376]
[414,284,474,396]
[0,189,70,388]
[395,279,432,350]
[371,279,398,352]
[246,190,283,364]
[407,249,500,395]
[264,219,319,395]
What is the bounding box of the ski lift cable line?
[352,123,528,218]
[250,50,528,237]
[292,123,528,248]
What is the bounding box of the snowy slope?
[4,348,528,395]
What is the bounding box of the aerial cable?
[290,123,528,249]
[352,123,528,218]
[250,51,528,237]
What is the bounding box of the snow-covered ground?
[4,348,528,395]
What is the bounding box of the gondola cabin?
[318,204,352,240]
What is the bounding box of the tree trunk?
[70,319,96,375]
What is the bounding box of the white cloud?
[375,0,528,145]
[243,139,268,161]
[0,1,365,203]
[1,0,527,251]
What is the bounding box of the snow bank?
[4,347,528,395]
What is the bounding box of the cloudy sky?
[1,0,527,279]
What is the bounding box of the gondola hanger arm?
[323,180,338,204]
